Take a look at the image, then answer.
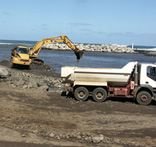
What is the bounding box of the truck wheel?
[92,87,107,102]
[74,87,89,101]
[136,91,152,105]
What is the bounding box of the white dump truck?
[61,61,156,105]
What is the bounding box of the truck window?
[147,66,156,81]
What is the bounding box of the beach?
[0,41,156,146]
[0,62,156,147]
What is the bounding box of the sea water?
[0,40,156,73]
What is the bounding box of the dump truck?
[61,61,156,105]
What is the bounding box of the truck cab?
[140,63,156,87]
[134,63,156,104]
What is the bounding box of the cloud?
[74,0,89,4]
[41,24,49,31]
[80,28,93,32]
[3,12,11,15]
[41,27,49,31]
[41,24,48,26]
[69,23,92,26]
[106,32,156,39]
[140,33,156,38]
[106,32,137,38]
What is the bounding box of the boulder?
[0,66,10,78]
[38,85,49,91]
[92,134,104,143]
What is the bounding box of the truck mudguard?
[135,84,156,98]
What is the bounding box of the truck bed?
[61,62,137,87]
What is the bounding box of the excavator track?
[31,58,44,65]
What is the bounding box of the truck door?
[146,66,156,87]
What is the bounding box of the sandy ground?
[0,62,156,147]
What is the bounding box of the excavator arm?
[60,35,84,61]
[29,35,84,61]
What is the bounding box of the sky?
[0,0,156,46]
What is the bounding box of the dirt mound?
[0,60,10,67]
[0,60,62,92]
[0,60,54,72]
[30,62,54,71]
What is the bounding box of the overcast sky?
[0,0,156,45]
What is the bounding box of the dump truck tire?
[74,86,89,101]
[136,91,152,105]
[92,87,107,102]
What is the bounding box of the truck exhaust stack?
[134,64,138,86]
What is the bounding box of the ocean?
[0,39,37,47]
[0,39,156,73]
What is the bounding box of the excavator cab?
[16,47,28,54]
[10,46,31,68]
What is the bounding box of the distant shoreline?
[42,43,156,56]
[133,49,156,56]
[42,43,135,53]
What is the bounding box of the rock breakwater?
[42,43,135,53]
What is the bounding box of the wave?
[134,47,156,52]
[0,43,12,45]
[147,48,156,51]
[0,41,36,47]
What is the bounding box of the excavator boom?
[29,35,84,61]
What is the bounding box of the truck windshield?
[147,66,156,81]
[16,47,28,54]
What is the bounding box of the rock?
[65,134,69,139]
[49,132,55,138]
[77,135,82,139]
[23,85,28,89]
[16,79,25,85]
[92,134,104,143]
[55,135,60,140]
[21,134,26,137]
[37,81,45,87]
[38,85,49,91]
[0,66,10,78]
[27,82,33,89]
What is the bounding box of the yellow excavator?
[10,35,84,68]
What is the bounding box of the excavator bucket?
[75,49,84,62]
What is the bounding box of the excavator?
[10,35,84,68]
